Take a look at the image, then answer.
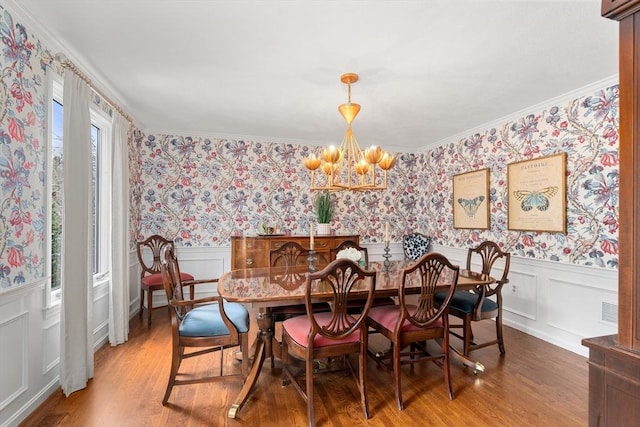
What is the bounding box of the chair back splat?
[281,259,377,427]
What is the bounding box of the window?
[48,77,112,301]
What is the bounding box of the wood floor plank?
[20,309,588,426]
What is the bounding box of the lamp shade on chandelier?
[303,73,396,191]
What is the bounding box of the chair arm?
[169,295,223,307]
[181,278,219,300]
[181,278,219,286]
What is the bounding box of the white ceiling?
[8,0,619,153]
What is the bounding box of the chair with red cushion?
[136,235,194,326]
[281,258,377,427]
[269,241,331,367]
[366,252,460,409]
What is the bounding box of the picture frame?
[507,152,567,233]
[453,168,490,229]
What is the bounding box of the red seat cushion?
[141,272,194,287]
[367,304,443,332]
[283,312,361,348]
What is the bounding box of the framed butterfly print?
[507,152,567,233]
[453,168,490,229]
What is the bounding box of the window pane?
[51,100,63,291]
[91,124,99,274]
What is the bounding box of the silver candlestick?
[308,249,317,272]
[383,244,392,271]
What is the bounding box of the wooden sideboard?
[230,234,360,270]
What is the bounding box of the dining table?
[218,258,494,419]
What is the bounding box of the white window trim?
[45,74,113,309]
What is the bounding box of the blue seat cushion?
[434,291,498,314]
[403,234,431,260]
[179,301,249,337]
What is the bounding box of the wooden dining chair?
[366,252,460,409]
[281,258,377,427]
[330,240,395,314]
[269,241,331,367]
[402,232,431,260]
[435,241,511,357]
[136,235,194,326]
[159,246,250,405]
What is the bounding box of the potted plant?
[314,190,334,235]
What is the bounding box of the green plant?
[314,191,334,224]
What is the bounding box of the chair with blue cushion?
[402,232,431,260]
[160,246,250,405]
[435,241,510,357]
[281,258,377,426]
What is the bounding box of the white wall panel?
[502,268,538,320]
[0,311,28,412]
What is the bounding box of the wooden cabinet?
[230,234,360,270]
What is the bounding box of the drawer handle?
[318,242,327,248]
[246,258,254,266]
[247,242,254,249]
[274,243,283,249]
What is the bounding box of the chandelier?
[303,73,396,191]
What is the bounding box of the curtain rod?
[54,53,134,124]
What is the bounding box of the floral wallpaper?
[137,85,618,269]
[0,8,50,289]
[0,5,620,291]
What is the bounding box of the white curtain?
[109,113,130,345]
[60,72,94,396]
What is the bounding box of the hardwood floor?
[20,308,588,427]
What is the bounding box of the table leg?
[227,307,273,418]
[448,345,485,374]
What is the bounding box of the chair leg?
[147,287,153,326]
[139,287,144,317]
[162,345,183,405]
[463,316,473,357]
[306,351,316,427]
[281,337,289,387]
[442,332,454,400]
[359,336,370,419]
[393,341,403,410]
[496,313,505,354]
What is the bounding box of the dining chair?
[136,235,194,326]
[366,252,460,409]
[281,258,377,427]
[402,232,431,260]
[159,246,250,405]
[435,241,511,357]
[330,240,395,314]
[269,241,331,367]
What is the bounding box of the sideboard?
[230,234,360,270]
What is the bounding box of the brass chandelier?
[303,73,396,191]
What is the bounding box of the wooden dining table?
[218,258,494,419]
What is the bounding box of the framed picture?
[507,152,566,233]
[453,168,490,229]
